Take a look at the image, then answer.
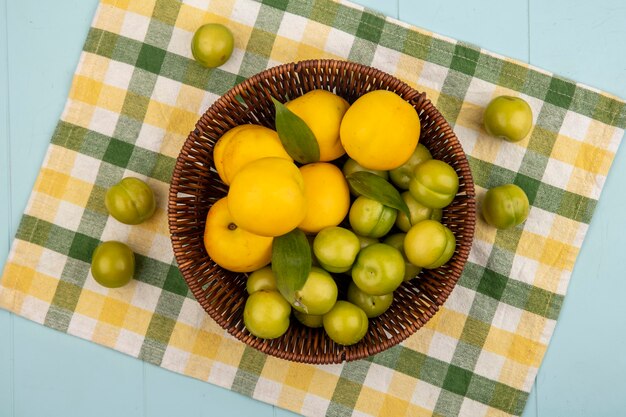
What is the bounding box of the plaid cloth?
[1,0,625,416]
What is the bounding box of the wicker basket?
[168,59,476,364]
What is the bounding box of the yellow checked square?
[75,289,106,320]
[98,85,127,114]
[191,329,221,359]
[27,193,61,225]
[122,306,153,335]
[539,238,577,271]
[99,297,131,327]
[126,0,156,18]
[92,321,122,347]
[551,134,581,165]
[169,321,200,352]
[28,272,60,304]
[284,362,315,392]
[93,4,125,37]
[78,53,111,82]
[354,386,385,416]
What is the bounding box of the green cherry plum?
[383,233,422,282]
[404,220,455,269]
[483,96,533,142]
[191,23,234,68]
[482,184,530,229]
[292,267,338,315]
[243,290,291,339]
[395,191,442,232]
[293,310,324,328]
[246,266,278,294]
[351,243,405,295]
[313,227,361,273]
[105,177,156,225]
[389,143,432,189]
[409,159,459,209]
[91,241,135,288]
[349,196,397,238]
[322,301,368,346]
[347,281,393,318]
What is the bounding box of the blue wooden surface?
[1,1,625,416]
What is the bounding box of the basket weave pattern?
[168,60,476,364]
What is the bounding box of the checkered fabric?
[1,0,625,416]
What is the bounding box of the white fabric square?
[371,45,401,72]
[608,128,625,153]
[67,313,98,339]
[362,363,394,392]
[492,302,523,333]
[316,363,344,377]
[539,318,557,345]
[253,377,282,403]
[199,92,220,115]
[411,380,441,411]
[572,222,588,249]
[71,152,102,184]
[185,0,210,11]
[83,272,111,296]
[115,329,145,356]
[100,216,133,241]
[153,76,182,107]
[524,206,556,238]
[494,141,526,173]
[207,362,239,388]
[443,286,476,316]
[54,201,85,232]
[427,331,457,363]
[161,346,191,374]
[219,47,245,75]
[120,11,151,42]
[338,0,363,11]
[454,124,479,156]
[509,254,539,285]
[135,123,166,153]
[351,411,374,417]
[147,233,175,264]
[36,249,67,278]
[324,28,354,58]
[560,110,592,142]
[277,12,308,42]
[21,296,49,324]
[231,0,261,26]
[522,366,538,392]
[459,397,488,417]
[302,394,331,417]
[542,157,574,190]
[89,107,120,137]
[474,349,505,381]
[167,27,193,58]
[556,269,572,295]
[131,282,163,312]
[417,61,449,92]
[519,93,543,126]
[464,77,497,107]
[468,235,491,268]
[104,60,136,90]
[177,296,205,327]
[589,173,606,200]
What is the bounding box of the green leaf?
[347,171,411,219]
[271,228,312,311]
[271,97,320,164]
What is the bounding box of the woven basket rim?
[168,59,476,364]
